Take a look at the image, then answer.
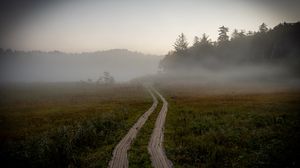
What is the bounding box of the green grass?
[0,83,152,168]
[128,98,162,168]
[161,85,300,168]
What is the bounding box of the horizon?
[0,21,299,56]
[0,48,164,56]
[1,0,300,55]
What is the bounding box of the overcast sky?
[0,0,299,55]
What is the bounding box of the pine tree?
[259,23,268,33]
[193,36,200,46]
[173,33,188,53]
[217,26,229,43]
[200,33,210,45]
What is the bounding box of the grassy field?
[0,83,152,168]
[155,84,300,168]
[1,82,299,168]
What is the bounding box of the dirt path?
[148,87,173,168]
[108,87,158,168]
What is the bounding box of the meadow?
[0,83,152,168]
[159,84,300,168]
[1,81,299,168]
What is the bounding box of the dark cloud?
[0,0,63,46]
[0,0,61,22]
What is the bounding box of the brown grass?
[0,83,151,167]
[158,84,300,168]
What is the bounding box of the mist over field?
[0,1,299,87]
[150,22,300,91]
[0,49,161,83]
[1,22,300,88]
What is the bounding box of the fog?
[143,22,300,91]
[132,62,299,93]
[2,49,299,91]
[0,49,162,83]
[0,1,299,88]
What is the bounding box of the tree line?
[160,22,300,74]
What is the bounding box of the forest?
[160,22,300,76]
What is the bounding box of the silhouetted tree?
[103,71,115,84]
[232,29,239,39]
[173,33,188,54]
[160,22,300,74]
[232,29,246,40]
[193,36,200,46]
[199,33,210,45]
[247,31,254,36]
[217,26,229,43]
[259,23,268,33]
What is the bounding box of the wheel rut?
[148,87,173,168]
[108,86,158,168]
[108,86,172,168]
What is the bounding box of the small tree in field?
[103,71,115,84]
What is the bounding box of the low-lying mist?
[0,49,162,83]
[144,22,300,92]
[135,61,300,94]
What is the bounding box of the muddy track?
[148,87,173,168]
[108,86,158,168]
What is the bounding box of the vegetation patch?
[0,83,151,167]
[162,87,300,168]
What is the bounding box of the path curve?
[148,87,173,168]
[108,86,158,168]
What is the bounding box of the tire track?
[108,86,158,168]
[148,87,173,168]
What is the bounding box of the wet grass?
[161,85,300,168]
[0,83,152,168]
[128,98,162,168]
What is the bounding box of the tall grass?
[2,113,124,167]
[162,87,300,168]
[0,83,151,167]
